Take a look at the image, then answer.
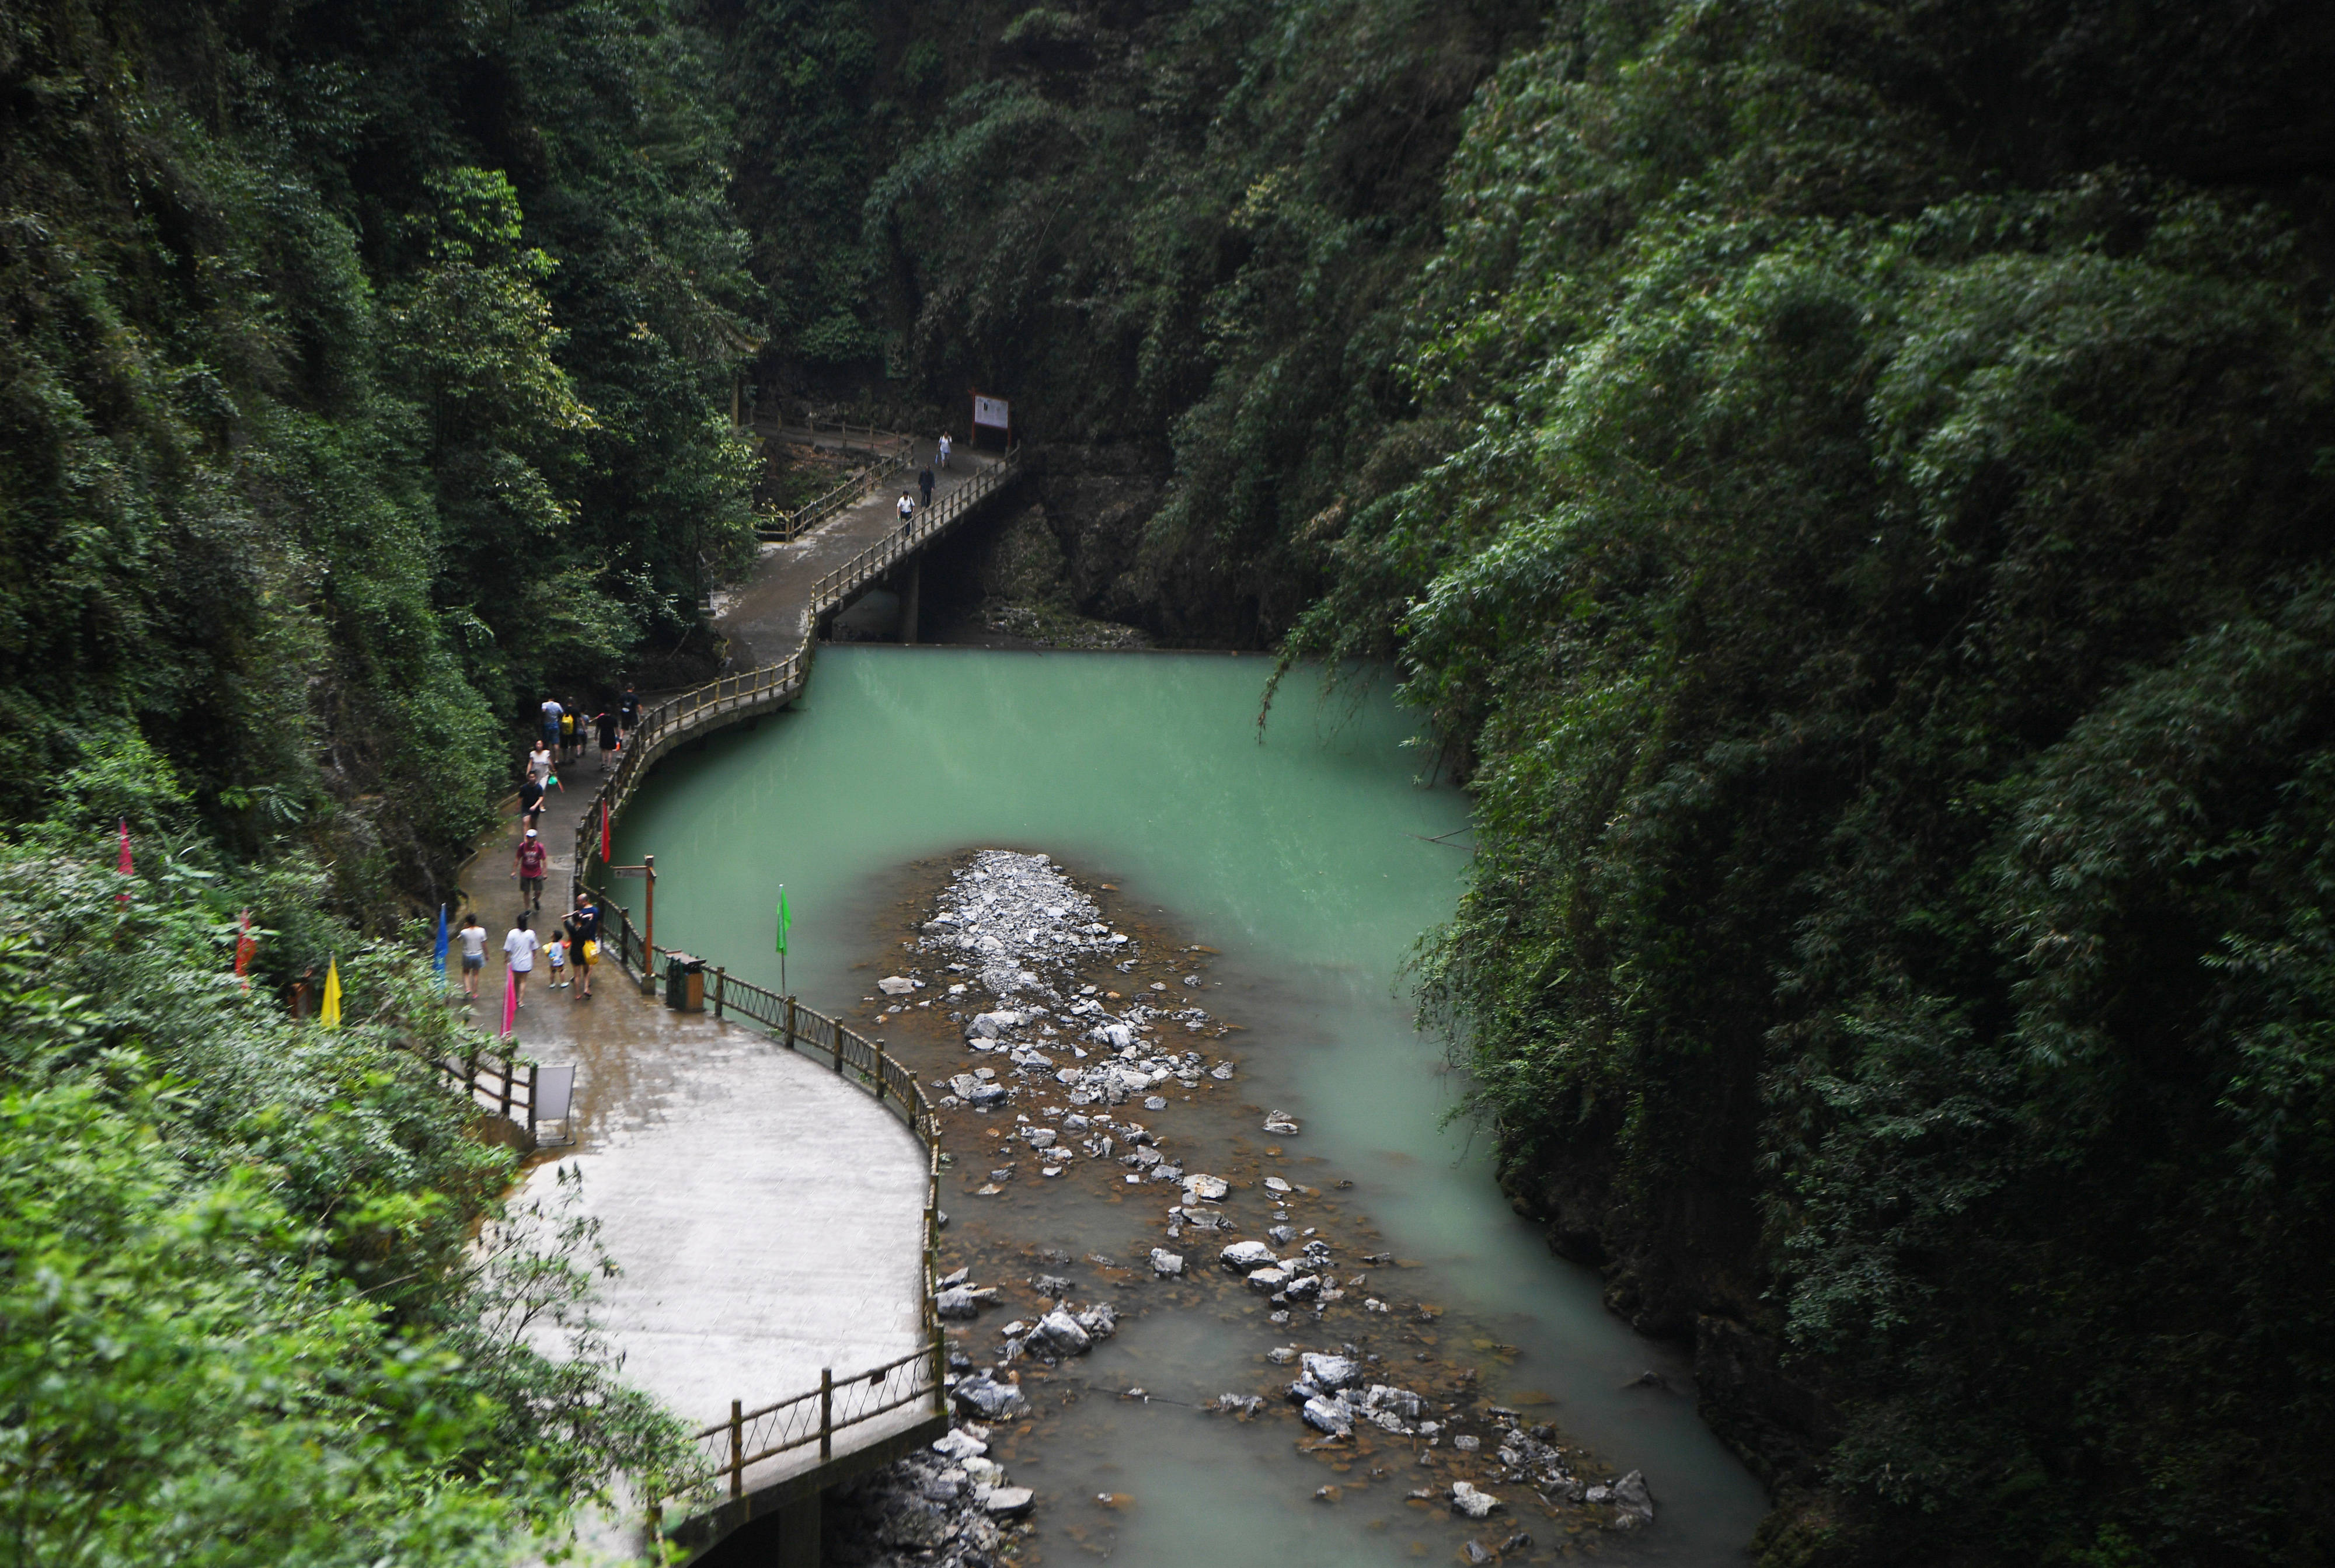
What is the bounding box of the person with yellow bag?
[565,888,602,1001]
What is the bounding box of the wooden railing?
[557,440,1029,1531]
[406,1042,545,1134]
[811,447,1020,610]
[757,456,909,542]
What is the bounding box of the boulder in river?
[1301,1353,1360,1391]
[982,1486,1034,1517]
[1595,1470,1654,1527]
[1031,1309,1091,1355]
[932,1429,988,1460]
[1301,1396,1353,1437]
[1221,1240,1276,1272]
[1149,1248,1184,1276]
[1245,1266,1292,1294]
[1182,1173,1229,1201]
[1263,1110,1301,1134]
[950,1374,1026,1420]
[878,975,916,995]
[1450,1482,1501,1520]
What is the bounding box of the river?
[610,646,1765,1564]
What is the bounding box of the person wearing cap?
[514,827,549,910]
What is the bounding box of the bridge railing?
[555,440,1028,1535]
[811,448,1020,611]
[757,456,910,542]
[581,886,947,1531]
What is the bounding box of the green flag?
[776,886,790,955]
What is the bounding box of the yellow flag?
[320,957,342,1029]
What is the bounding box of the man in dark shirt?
[618,684,640,739]
[518,774,546,831]
[919,465,935,510]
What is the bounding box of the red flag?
[600,800,611,860]
[501,966,518,1039]
[117,818,131,903]
[234,910,256,990]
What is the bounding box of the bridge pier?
[899,554,921,645]
[773,1488,821,1568]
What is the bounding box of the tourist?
[559,701,580,762]
[897,491,915,533]
[567,889,601,999]
[514,826,548,911]
[518,772,546,832]
[919,464,935,510]
[539,694,563,748]
[597,705,619,770]
[618,682,640,739]
[527,739,553,791]
[938,430,952,469]
[503,911,538,1007]
[545,930,569,989]
[456,912,488,1003]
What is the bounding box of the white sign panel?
[973,395,1010,430]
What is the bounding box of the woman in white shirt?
[504,912,540,1006]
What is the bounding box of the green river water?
[613,646,1764,1565]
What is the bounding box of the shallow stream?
[612,647,1764,1565]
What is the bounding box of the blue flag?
[433,904,449,977]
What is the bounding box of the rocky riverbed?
[831,849,1664,1564]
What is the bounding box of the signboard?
[972,394,1010,431]
[610,865,652,879]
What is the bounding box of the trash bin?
[664,952,706,1012]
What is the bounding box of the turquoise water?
[615,647,1764,1564]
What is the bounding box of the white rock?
[1245,1267,1292,1294]
[1450,1481,1501,1520]
[878,975,916,995]
[1221,1240,1277,1272]
[1263,1176,1292,1193]
[1032,1309,1092,1355]
[1149,1249,1184,1277]
[984,1486,1034,1517]
[1182,1173,1229,1201]
[932,1430,989,1460]
[1301,1395,1353,1437]
[1301,1353,1360,1390]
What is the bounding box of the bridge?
[466,435,1024,1566]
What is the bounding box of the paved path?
[455,726,929,1472]
[716,437,999,667]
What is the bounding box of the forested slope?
[720,1,2335,1561]
[1,3,746,1555]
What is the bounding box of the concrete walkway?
[716,436,999,667]
[456,715,929,1469]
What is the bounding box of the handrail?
[757,452,911,542]
[560,441,1024,1536]
[810,448,1019,607]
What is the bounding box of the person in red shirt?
[513,827,549,911]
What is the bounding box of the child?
[546,932,569,989]
[458,913,489,1003]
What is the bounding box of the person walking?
[513,827,549,911]
[559,702,580,763]
[618,683,640,741]
[527,739,553,791]
[897,491,915,534]
[919,464,935,510]
[518,772,546,832]
[539,695,563,749]
[503,911,539,1007]
[456,912,489,1003]
[566,888,601,999]
[938,431,952,470]
[597,705,619,771]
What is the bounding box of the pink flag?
[117,818,131,903]
[501,967,518,1039]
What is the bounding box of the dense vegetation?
[9,0,2331,1562]
[1,2,741,1554]
[717,1,2335,1561]
[1,0,759,912]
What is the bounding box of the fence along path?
[567,445,1020,1541]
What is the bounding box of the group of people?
[448,683,645,1019]
[898,430,954,534]
[538,687,642,771]
[453,888,602,1009]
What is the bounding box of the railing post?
[527,1061,539,1139]
[713,966,725,1019]
[498,1057,514,1121]
[874,1050,887,1105]
[784,994,797,1053]
[930,1323,947,1416]
[819,1368,834,1461]
[831,1023,843,1075]
[729,1399,743,1500]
